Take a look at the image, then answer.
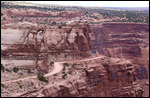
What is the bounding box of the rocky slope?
[91,23,149,96]
[9,56,144,97]
[91,23,149,79]
[1,21,146,97]
[1,20,92,73]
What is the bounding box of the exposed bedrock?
[16,57,144,97]
[91,23,149,80]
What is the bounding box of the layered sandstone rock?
[91,23,149,79]
[1,20,91,73]
[1,9,84,18]
[14,57,144,97]
[91,23,149,97]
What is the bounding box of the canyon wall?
[13,56,144,97]
[1,20,92,73]
[91,23,149,80]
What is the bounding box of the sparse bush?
[6,68,11,72]
[62,75,65,79]
[37,72,48,83]
[51,22,56,25]
[50,61,54,65]
[62,73,67,79]
[63,63,69,67]
[72,64,75,68]
[19,85,22,89]
[1,84,5,88]
[63,67,66,71]
[27,69,31,73]
[1,64,5,72]
[13,67,19,73]
[68,70,72,74]
[58,25,62,29]
[17,82,22,89]
[62,71,65,74]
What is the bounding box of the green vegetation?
[1,2,65,12]
[62,73,67,79]
[68,70,72,74]
[19,85,22,89]
[1,84,5,88]
[51,22,56,25]
[17,82,23,89]
[27,69,31,73]
[50,61,54,65]
[63,63,69,67]
[13,67,19,73]
[72,64,75,68]
[6,68,11,72]
[37,72,48,83]
[1,64,5,72]
[62,71,65,74]
[63,66,66,71]
[58,25,62,29]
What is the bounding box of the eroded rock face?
[18,57,144,97]
[1,9,84,18]
[1,20,91,73]
[91,23,149,80]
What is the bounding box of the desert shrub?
[6,68,11,72]
[19,85,22,89]
[51,22,56,25]
[68,70,72,74]
[17,82,23,89]
[50,61,54,65]
[58,25,62,29]
[62,73,67,79]
[62,71,65,74]
[1,64,5,72]
[37,72,48,83]
[63,67,66,71]
[63,63,69,67]
[13,67,19,73]
[72,64,75,68]
[27,69,31,73]
[1,84,5,88]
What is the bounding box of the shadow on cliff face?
[135,64,148,79]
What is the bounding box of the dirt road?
[1,56,105,84]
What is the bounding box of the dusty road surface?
[1,56,105,84]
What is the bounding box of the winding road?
[1,56,105,84]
